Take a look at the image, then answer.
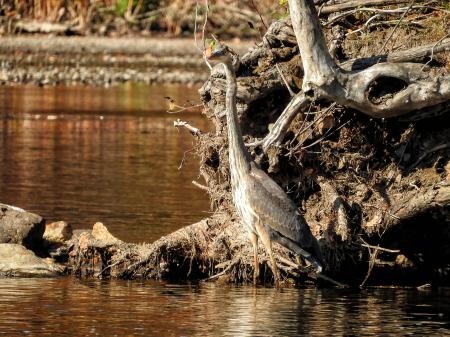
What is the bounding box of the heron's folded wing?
[248,165,313,247]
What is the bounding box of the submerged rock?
[0,243,62,277]
[0,203,45,251]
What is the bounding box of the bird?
[205,37,323,286]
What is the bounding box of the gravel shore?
[0,36,253,86]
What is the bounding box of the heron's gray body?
[222,59,323,274]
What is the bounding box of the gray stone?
[0,243,61,277]
[0,203,45,250]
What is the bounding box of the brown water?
[0,84,210,243]
[1,85,450,337]
[0,278,449,336]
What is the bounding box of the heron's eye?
[212,48,225,57]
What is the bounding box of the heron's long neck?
[223,62,250,182]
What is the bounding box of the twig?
[409,143,450,170]
[301,120,350,150]
[277,255,299,269]
[249,0,267,31]
[275,64,295,97]
[326,5,427,27]
[277,253,348,287]
[177,148,195,170]
[289,104,335,152]
[174,119,202,136]
[341,38,450,71]
[201,0,209,50]
[345,14,382,36]
[167,103,203,114]
[360,243,400,254]
[358,237,400,287]
[380,0,414,53]
[316,273,348,287]
[360,246,378,287]
[421,32,450,71]
[194,0,212,70]
[278,264,300,277]
[205,258,239,280]
[192,180,209,191]
[94,260,122,278]
[386,136,410,190]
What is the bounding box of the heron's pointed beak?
[204,46,213,59]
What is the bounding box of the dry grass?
[0,0,281,36]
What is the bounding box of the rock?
[0,243,62,277]
[0,203,45,251]
[78,231,93,251]
[92,222,121,245]
[43,221,73,243]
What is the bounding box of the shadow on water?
[0,278,449,336]
[0,84,211,243]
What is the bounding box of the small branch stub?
[174,119,202,137]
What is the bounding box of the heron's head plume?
[205,35,233,64]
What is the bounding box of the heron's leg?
[249,231,259,285]
[254,221,280,287]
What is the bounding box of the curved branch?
[257,92,310,151]
[345,63,450,118]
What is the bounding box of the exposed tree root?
[60,0,450,287]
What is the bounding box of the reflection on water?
[1,85,449,337]
[0,279,448,336]
[0,84,210,243]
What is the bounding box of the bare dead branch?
[380,0,414,53]
[174,119,202,137]
[409,144,450,170]
[320,0,428,15]
[192,180,209,191]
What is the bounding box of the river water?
[0,85,449,336]
[0,84,210,243]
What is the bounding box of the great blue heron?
[206,39,323,286]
